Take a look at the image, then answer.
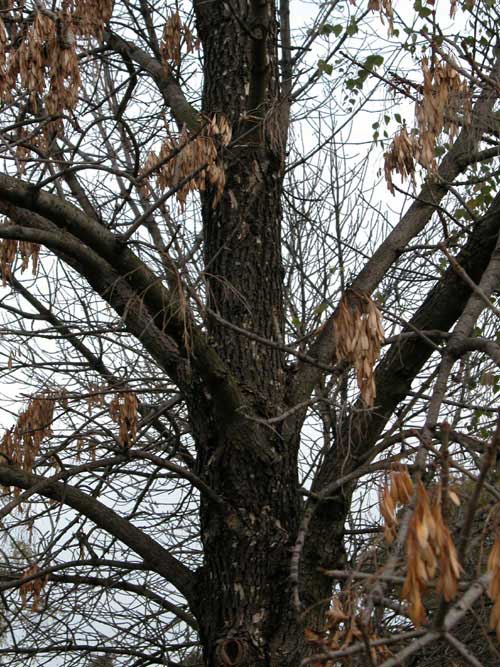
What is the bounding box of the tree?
[0,0,499,665]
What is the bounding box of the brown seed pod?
[333,290,384,406]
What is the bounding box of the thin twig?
[439,243,500,319]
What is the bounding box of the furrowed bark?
[188,2,305,665]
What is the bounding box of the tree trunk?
[189,2,311,664]
[196,0,287,404]
[193,416,305,666]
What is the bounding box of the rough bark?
[186,3,308,665]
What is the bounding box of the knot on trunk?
[216,638,246,665]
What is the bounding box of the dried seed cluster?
[85,383,105,415]
[401,482,461,626]
[305,596,392,666]
[68,0,113,39]
[160,10,198,73]
[0,235,40,286]
[416,57,470,170]
[384,55,470,192]
[142,114,231,209]
[367,0,394,35]
[333,290,384,406]
[383,126,419,195]
[20,564,48,612]
[109,392,138,448]
[379,465,414,543]
[0,2,113,129]
[487,535,500,640]
[0,9,79,120]
[1,394,55,474]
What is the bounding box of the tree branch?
[104,31,201,132]
[0,464,197,605]
[289,56,500,408]
[297,190,500,613]
[0,178,244,419]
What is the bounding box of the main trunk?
[193,416,306,666]
[188,2,315,664]
[195,0,287,406]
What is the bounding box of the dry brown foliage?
[0,2,114,129]
[109,392,138,448]
[333,290,384,406]
[13,395,55,472]
[0,394,57,492]
[305,595,392,666]
[142,114,232,209]
[19,564,48,612]
[385,54,470,191]
[401,481,462,626]
[0,9,80,122]
[379,465,414,543]
[0,235,40,286]
[0,16,6,75]
[0,238,17,286]
[383,126,419,195]
[416,56,470,171]
[368,0,394,35]
[85,383,105,415]
[68,0,114,39]
[160,10,198,73]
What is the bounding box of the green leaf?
[346,18,358,37]
[414,0,432,17]
[319,23,344,37]
[317,59,333,76]
[319,23,333,36]
[394,113,402,123]
[365,54,384,70]
[314,303,328,316]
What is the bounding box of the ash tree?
[0,1,499,666]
